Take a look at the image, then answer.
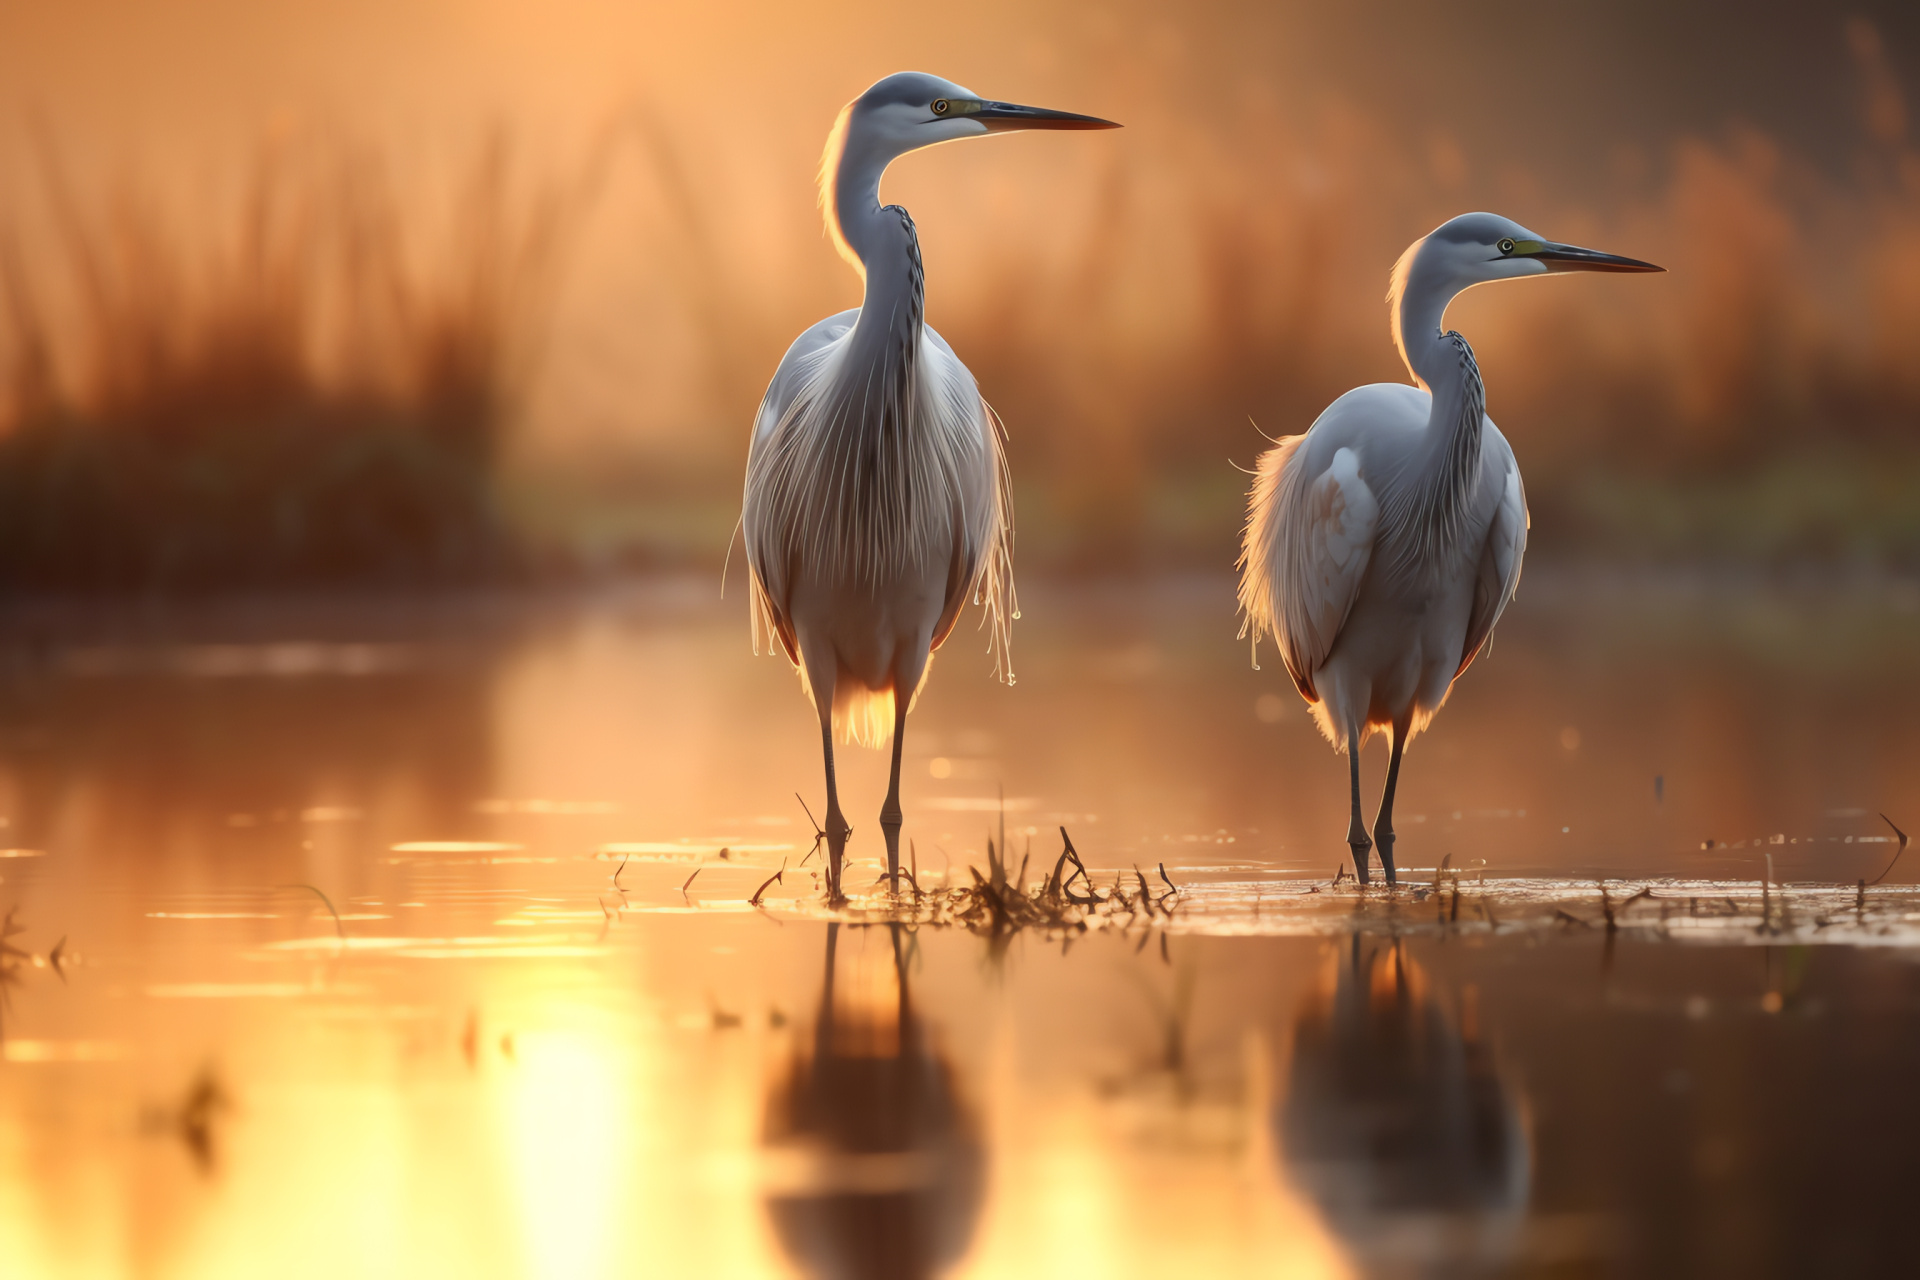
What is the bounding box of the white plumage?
[1240,212,1660,885]
[746,305,1013,749]
[741,71,1116,898]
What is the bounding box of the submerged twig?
[282,883,344,940]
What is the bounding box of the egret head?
[1389,212,1663,372]
[834,71,1118,161]
[822,73,1117,268]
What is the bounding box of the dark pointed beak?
[970,100,1121,132]
[1531,241,1664,273]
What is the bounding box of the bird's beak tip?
[1537,244,1666,275]
[973,102,1122,132]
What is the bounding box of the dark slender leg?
[1373,716,1409,888]
[819,713,851,903]
[879,695,909,894]
[1346,721,1373,884]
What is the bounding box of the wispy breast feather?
[740,218,1014,684]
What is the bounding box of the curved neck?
[1392,247,1467,392]
[830,146,896,276]
[826,137,924,357]
[1391,246,1483,458]
[1383,246,1486,567]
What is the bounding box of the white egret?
[1238,213,1661,885]
[743,72,1117,899]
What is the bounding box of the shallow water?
[0,571,1917,1278]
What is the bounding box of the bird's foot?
[1347,834,1373,886]
[825,808,852,903]
[880,813,903,895]
[1373,827,1397,888]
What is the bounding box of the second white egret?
[1239,213,1662,885]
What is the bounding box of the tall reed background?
[1,3,1917,588]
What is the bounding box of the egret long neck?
[812,141,925,575]
[830,148,893,275]
[1387,271,1485,569]
[829,144,925,390]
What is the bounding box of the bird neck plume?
[748,203,929,592]
[1380,330,1486,583]
[1383,233,1488,579]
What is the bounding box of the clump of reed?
[835,827,1183,947]
[0,131,579,591]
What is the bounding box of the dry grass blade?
[796,793,826,866]
[1056,828,1103,904]
[750,859,787,907]
[1868,814,1911,886]
[1134,866,1157,917]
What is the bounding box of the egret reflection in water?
[1278,936,1531,1277]
[761,924,984,1280]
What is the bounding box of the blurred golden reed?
[0,13,1917,580]
[0,132,584,587]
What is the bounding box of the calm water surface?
[0,571,1917,1278]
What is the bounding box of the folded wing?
[1456,438,1527,679]
[1239,439,1381,701]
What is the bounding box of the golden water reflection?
[0,576,1915,1276]
[762,924,983,1280]
[1278,938,1529,1279]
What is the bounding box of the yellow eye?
[1497,238,1516,254]
[932,99,950,115]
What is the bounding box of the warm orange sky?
[2,1,1917,487]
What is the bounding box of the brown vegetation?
[0,130,576,590]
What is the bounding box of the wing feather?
[1456,444,1527,679]
[920,335,1013,672]
[742,313,852,666]
[1238,439,1380,701]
